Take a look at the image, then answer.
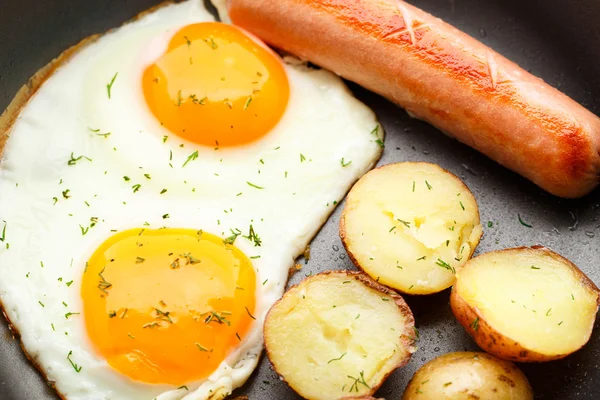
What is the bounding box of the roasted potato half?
[402,352,533,400]
[452,247,600,362]
[340,162,483,295]
[264,271,416,400]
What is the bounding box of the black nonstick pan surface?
[1,0,600,399]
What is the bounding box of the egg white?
[0,1,383,399]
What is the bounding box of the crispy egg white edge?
[0,1,384,399]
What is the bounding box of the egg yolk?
[81,228,257,385]
[142,22,289,147]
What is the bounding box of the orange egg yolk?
[81,228,257,385]
[142,22,290,147]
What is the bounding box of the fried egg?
[0,1,383,399]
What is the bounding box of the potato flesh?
[265,275,410,400]
[457,250,598,356]
[344,163,482,294]
[403,352,533,400]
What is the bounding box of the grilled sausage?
[226,0,600,198]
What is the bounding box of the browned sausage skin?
[227,0,600,198]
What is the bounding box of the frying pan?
[1,0,599,399]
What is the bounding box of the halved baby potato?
[340,162,483,295]
[264,271,416,400]
[452,247,600,362]
[402,352,533,400]
[341,398,384,400]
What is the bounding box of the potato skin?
[341,397,384,400]
[263,270,416,400]
[340,162,483,296]
[450,287,553,362]
[402,352,533,400]
[451,246,600,362]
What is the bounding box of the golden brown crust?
[228,0,600,198]
[263,270,415,399]
[450,246,600,362]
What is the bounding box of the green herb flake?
[470,317,479,331]
[518,214,532,228]
[203,311,231,326]
[106,72,118,99]
[243,224,262,247]
[67,153,92,166]
[182,151,199,167]
[223,228,241,245]
[246,181,264,190]
[397,219,411,228]
[245,306,256,320]
[347,370,370,393]
[0,221,6,242]
[195,343,209,352]
[435,258,455,274]
[244,97,253,111]
[207,37,218,49]
[341,158,352,167]
[67,351,82,372]
[327,352,347,364]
